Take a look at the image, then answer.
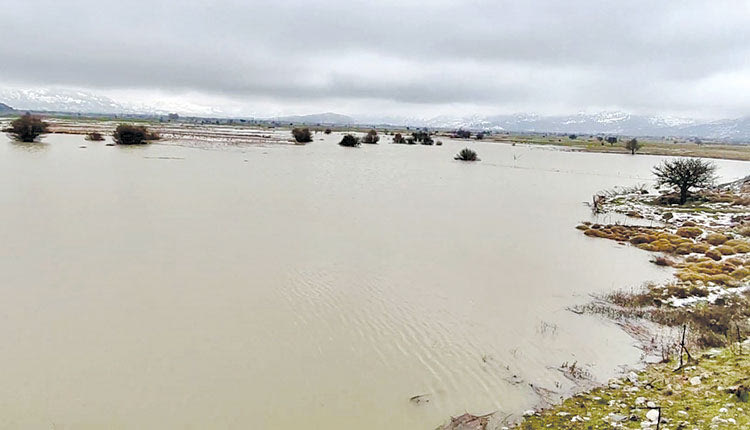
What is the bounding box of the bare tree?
[653,158,717,204]
[625,138,642,155]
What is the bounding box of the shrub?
[362,129,380,144]
[630,234,655,245]
[625,138,642,155]
[420,135,434,145]
[705,233,728,245]
[339,134,360,147]
[569,134,577,140]
[85,132,105,141]
[475,132,485,140]
[653,158,717,204]
[454,148,479,161]
[606,136,618,145]
[324,128,332,134]
[113,124,160,145]
[453,129,471,139]
[436,140,443,146]
[651,255,675,266]
[292,128,312,143]
[7,113,49,142]
[392,133,406,144]
[716,245,736,255]
[705,249,722,261]
[412,131,432,144]
[676,227,703,238]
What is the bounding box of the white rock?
[635,397,646,405]
[718,407,728,413]
[677,410,689,417]
[689,376,701,386]
[647,401,657,408]
[556,411,570,416]
[728,418,736,424]
[628,371,639,384]
[571,415,583,422]
[646,409,660,422]
[523,410,536,416]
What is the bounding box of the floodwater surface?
[0,131,747,429]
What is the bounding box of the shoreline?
[441,177,750,429]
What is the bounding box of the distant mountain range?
[0,89,126,114]
[274,112,750,142]
[1,88,749,142]
[270,112,354,125]
[420,112,750,142]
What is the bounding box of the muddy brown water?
[0,131,747,429]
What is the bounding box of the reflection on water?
[8,139,49,153]
[0,132,747,429]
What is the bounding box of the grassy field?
[478,134,750,162]
[517,346,749,429]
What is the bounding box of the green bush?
[7,113,49,142]
[113,124,160,145]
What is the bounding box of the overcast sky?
[1,0,749,119]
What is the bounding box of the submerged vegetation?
[6,113,49,142]
[362,129,380,144]
[113,124,160,145]
[339,134,360,147]
[454,147,479,161]
[392,132,406,144]
[292,127,313,143]
[85,132,105,141]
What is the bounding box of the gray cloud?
[0,0,749,118]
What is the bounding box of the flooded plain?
[0,130,747,429]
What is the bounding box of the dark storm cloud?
[0,0,748,116]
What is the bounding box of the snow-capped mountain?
[0,88,231,117]
[404,112,749,142]
[1,88,748,141]
[270,112,355,125]
[0,89,129,114]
